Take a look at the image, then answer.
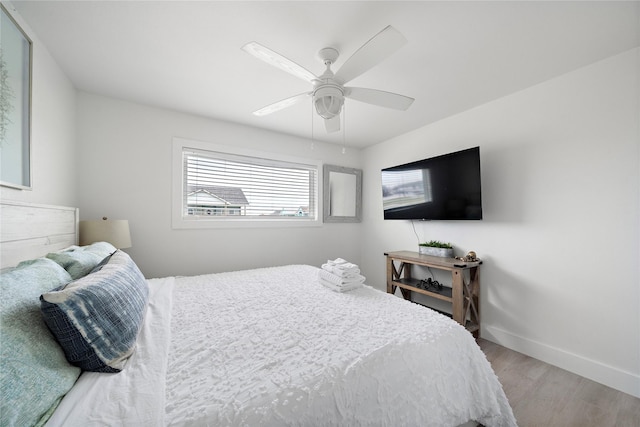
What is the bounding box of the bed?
[0,201,517,427]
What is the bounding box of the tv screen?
[382,146,482,220]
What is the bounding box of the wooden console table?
[385,250,482,337]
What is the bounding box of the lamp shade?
[79,218,132,249]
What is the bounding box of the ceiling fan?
[242,25,415,133]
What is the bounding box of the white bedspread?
[166,265,514,427]
[48,265,516,427]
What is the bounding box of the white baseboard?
[483,325,640,399]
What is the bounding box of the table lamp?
[79,217,132,249]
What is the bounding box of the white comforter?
[48,265,516,427]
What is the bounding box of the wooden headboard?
[0,201,79,270]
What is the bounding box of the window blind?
[182,148,317,220]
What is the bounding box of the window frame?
[172,137,322,229]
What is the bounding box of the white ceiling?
[10,1,640,148]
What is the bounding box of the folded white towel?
[338,262,359,271]
[318,269,365,286]
[319,278,363,293]
[321,263,361,278]
[326,258,360,270]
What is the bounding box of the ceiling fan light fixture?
[313,86,343,119]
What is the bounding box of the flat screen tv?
[382,146,482,220]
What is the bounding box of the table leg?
[451,270,465,326]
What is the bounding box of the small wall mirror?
[323,164,362,223]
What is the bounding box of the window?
[173,138,320,228]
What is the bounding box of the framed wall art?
[1,4,32,189]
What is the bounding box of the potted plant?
[419,240,454,258]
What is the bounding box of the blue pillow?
[0,258,80,427]
[40,250,149,373]
[46,241,117,280]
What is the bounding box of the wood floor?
[477,339,640,427]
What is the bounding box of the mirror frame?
[323,164,362,223]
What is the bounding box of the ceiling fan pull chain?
[310,98,315,150]
[342,103,346,155]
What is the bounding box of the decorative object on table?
[418,240,454,258]
[0,4,32,190]
[456,251,478,262]
[79,217,132,249]
[418,277,444,292]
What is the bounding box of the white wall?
[76,93,363,278]
[0,2,76,206]
[360,48,640,397]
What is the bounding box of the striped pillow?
[40,250,148,373]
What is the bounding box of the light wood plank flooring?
[478,339,640,427]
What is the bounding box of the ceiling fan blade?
[334,25,407,85]
[242,42,317,84]
[253,92,311,116]
[324,115,340,133]
[345,87,414,110]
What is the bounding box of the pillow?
[40,250,148,373]
[46,241,117,280]
[0,258,81,427]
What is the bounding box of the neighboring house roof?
[187,185,249,206]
